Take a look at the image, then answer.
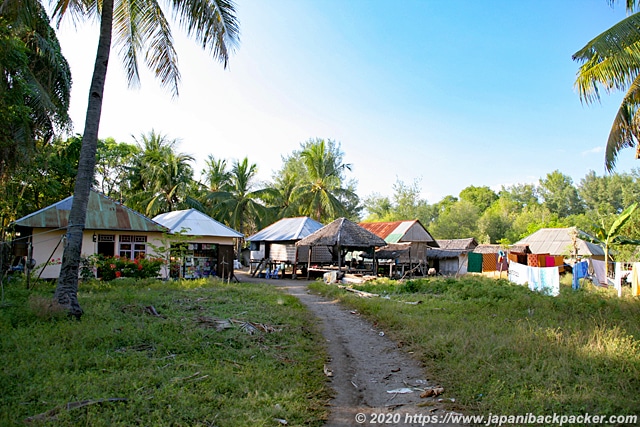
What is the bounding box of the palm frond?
[573,12,640,103]
[141,0,181,97]
[170,0,239,68]
[605,74,640,170]
[114,0,143,88]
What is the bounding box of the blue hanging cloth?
[572,260,589,290]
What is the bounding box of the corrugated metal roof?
[514,227,604,257]
[247,217,323,242]
[358,221,403,240]
[14,190,167,232]
[153,209,243,238]
[359,220,436,244]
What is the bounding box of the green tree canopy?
[538,170,585,218]
[362,178,432,224]
[0,0,71,180]
[459,185,498,213]
[126,130,196,216]
[206,157,274,237]
[277,138,360,222]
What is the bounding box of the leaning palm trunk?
[54,0,114,319]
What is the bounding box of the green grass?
[1,277,330,426]
[309,275,640,417]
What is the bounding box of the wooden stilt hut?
[295,218,387,279]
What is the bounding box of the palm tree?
[573,1,640,171]
[127,130,195,216]
[52,0,239,318]
[202,155,231,192]
[207,157,275,237]
[294,138,356,222]
[0,0,71,181]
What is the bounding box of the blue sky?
[55,0,638,204]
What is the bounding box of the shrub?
[88,255,165,281]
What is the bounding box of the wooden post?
[373,249,377,277]
[306,247,311,280]
[26,240,33,290]
[292,246,299,279]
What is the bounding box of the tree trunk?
[54,0,114,319]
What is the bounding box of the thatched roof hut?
[296,218,387,249]
[375,242,412,260]
[296,218,387,278]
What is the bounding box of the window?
[119,235,147,259]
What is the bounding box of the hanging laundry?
[632,263,640,297]
[590,259,608,286]
[508,262,560,296]
[572,260,589,290]
[508,261,529,286]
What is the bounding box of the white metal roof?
[153,209,243,238]
[247,217,323,242]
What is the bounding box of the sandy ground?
[236,270,462,426]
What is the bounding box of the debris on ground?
[420,386,445,398]
[336,285,379,298]
[145,305,164,317]
[386,388,414,394]
[196,316,281,334]
[324,364,334,377]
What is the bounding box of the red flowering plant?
[90,254,165,281]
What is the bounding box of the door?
[217,245,235,279]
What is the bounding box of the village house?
[12,190,168,279]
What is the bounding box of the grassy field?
[0,277,330,426]
[309,275,640,418]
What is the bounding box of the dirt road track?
[236,271,462,426]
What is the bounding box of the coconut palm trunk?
[54,0,114,319]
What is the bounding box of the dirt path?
[236,271,461,426]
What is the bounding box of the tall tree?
[126,130,195,216]
[538,170,585,218]
[207,157,274,237]
[573,0,640,170]
[0,0,71,181]
[94,137,139,201]
[362,178,431,223]
[478,198,516,244]
[459,185,498,214]
[0,136,80,235]
[429,200,480,240]
[52,0,239,318]
[290,138,358,222]
[266,168,302,221]
[202,155,231,192]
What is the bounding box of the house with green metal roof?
[12,190,169,280]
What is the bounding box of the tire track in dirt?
[237,272,462,426]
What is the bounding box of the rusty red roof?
[358,221,404,240]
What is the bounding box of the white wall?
[30,229,168,279]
